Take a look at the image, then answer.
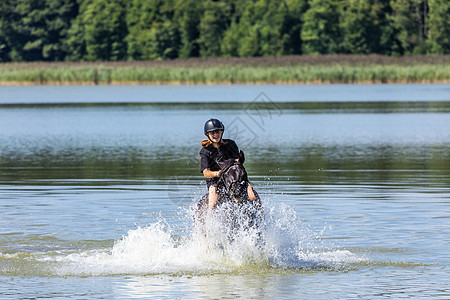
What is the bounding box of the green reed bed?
[1,60,449,85]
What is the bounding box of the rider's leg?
[247,183,256,201]
[208,185,218,210]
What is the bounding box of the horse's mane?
[216,157,238,172]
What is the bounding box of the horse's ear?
[239,150,245,165]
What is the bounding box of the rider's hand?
[216,170,222,177]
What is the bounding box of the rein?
[216,161,235,189]
[219,161,237,176]
[217,161,247,197]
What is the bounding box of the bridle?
[217,161,248,199]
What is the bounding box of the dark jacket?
[200,139,239,188]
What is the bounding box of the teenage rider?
[199,118,256,214]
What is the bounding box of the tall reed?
[0,56,449,85]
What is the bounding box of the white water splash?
[52,200,362,276]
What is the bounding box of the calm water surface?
[1,84,449,299]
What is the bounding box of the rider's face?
[208,130,223,143]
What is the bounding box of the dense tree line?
[0,0,448,62]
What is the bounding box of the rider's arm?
[203,168,222,179]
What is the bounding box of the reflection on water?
[1,104,449,182]
[0,84,449,299]
[1,84,449,104]
[116,273,289,299]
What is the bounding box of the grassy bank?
[1,55,449,85]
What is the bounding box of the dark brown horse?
[195,151,264,240]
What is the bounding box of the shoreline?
[1,79,450,86]
[2,54,450,67]
[1,55,449,86]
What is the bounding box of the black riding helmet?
[204,118,225,134]
[204,118,225,143]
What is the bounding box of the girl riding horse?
[199,118,259,218]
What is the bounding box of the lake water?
[1,84,449,299]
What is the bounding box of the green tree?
[301,0,341,54]
[340,0,385,54]
[282,0,309,54]
[221,21,240,56]
[126,0,157,59]
[64,13,86,61]
[378,0,403,55]
[0,0,13,61]
[220,0,257,57]
[175,0,202,58]
[67,0,127,61]
[146,20,180,59]
[0,0,77,61]
[126,0,179,60]
[234,4,262,57]
[427,0,450,54]
[224,0,294,57]
[257,0,289,56]
[197,1,230,57]
[43,0,78,60]
[390,0,428,54]
[238,24,262,57]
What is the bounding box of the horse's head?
[217,150,248,202]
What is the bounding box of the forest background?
[0,0,449,84]
[0,0,448,62]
